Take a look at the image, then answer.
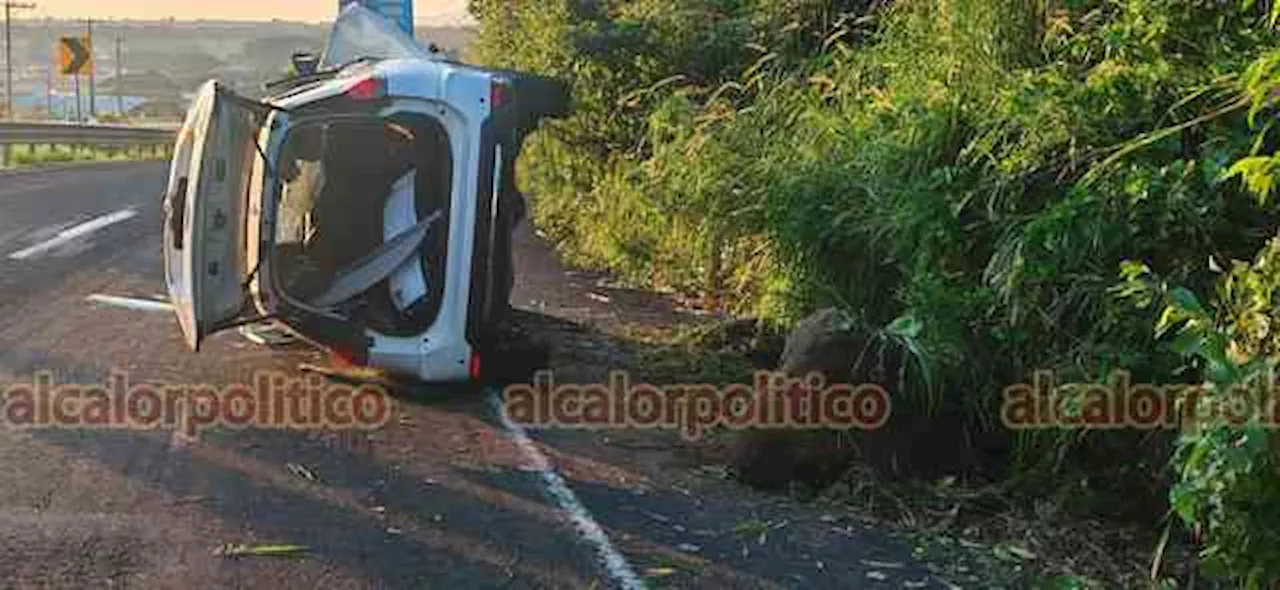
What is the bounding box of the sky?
[26,1,474,25]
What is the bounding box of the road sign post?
[114,35,122,115]
[86,19,94,118]
[72,69,80,121]
[57,35,92,121]
[58,36,93,77]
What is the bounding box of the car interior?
[272,112,453,337]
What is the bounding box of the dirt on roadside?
[505,219,1190,589]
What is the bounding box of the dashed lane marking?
[7,208,139,260]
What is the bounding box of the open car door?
[162,81,264,351]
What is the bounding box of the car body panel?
[245,92,484,382]
[162,80,261,351]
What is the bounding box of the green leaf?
[215,544,310,558]
[1170,484,1198,525]
[1155,306,1184,338]
[1119,260,1153,280]
[1224,156,1279,205]
[885,314,923,339]
[1169,329,1206,357]
[1168,287,1207,316]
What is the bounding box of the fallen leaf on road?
[1006,544,1037,560]
[215,544,309,558]
[168,496,210,506]
[287,463,317,482]
[861,560,906,569]
[695,465,730,479]
[993,542,1037,562]
[641,510,671,523]
[644,567,677,577]
[734,519,770,537]
[298,363,389,385]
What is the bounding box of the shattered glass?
[321,3,435,69]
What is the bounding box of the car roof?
[267,58,493,112]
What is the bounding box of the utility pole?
[42,19,49,118]
[3,1,36,120]
[85,17,93,118]
[113,34,121,115]
[72,63,79,121]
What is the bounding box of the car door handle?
[166,177,188,250]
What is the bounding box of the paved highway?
[0,162,949,589]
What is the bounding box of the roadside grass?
[476,4,1280,583]
[3,144,165,169]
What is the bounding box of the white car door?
[162,80,264,350]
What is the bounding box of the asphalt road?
[0,162,953,589]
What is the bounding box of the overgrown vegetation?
[1117,54,1280,586]
[470,0,1280,584]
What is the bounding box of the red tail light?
[331,346,368,367]
[346,77,386,101]
[469,352,483,381]
[490,79,510,109]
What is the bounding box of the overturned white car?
[161,6,570,382]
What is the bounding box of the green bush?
[1115,47,1280,586]
[472,0,1280,578]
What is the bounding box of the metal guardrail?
[0,122,177,167]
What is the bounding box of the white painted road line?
[7,208,139,260]
[488,391,647,590]
[86,294,174,313]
